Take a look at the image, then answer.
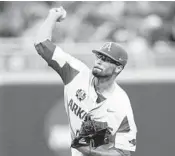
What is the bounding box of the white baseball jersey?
[35,40,137,156]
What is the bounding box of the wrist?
[47,14,58,23]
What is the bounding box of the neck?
[94,74,117,93]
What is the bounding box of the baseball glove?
[71,115,112,148]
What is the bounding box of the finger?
[55,8,62,13]
[50,7,60,12]
[49,8,58,13]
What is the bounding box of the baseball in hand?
[57,6,66,22]
[49,6,66,22]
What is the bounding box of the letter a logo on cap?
[100,42,112,52]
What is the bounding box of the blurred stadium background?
[0,1,175,156]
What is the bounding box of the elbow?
[34,43,38,51]
[34,36,47,46]
[34,38,50,46]
[33,37,40,49]
[34,42,43,56]
[34,39,41,47]
[33,39,37,45]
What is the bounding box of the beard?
[92,67,103,77]
[92,67,111,78]
[92,66,117,79]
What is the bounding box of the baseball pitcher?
[34,6,137,156]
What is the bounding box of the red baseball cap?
[92,42,128,66]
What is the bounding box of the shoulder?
[110,83,131,111]
[114,83,130,103]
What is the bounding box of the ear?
[115,65,123,73]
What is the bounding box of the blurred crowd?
[0,1,175,71]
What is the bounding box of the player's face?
[92,53,122,77]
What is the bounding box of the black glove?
[71,115,112,148]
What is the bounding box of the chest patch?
[76,89,86,101]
